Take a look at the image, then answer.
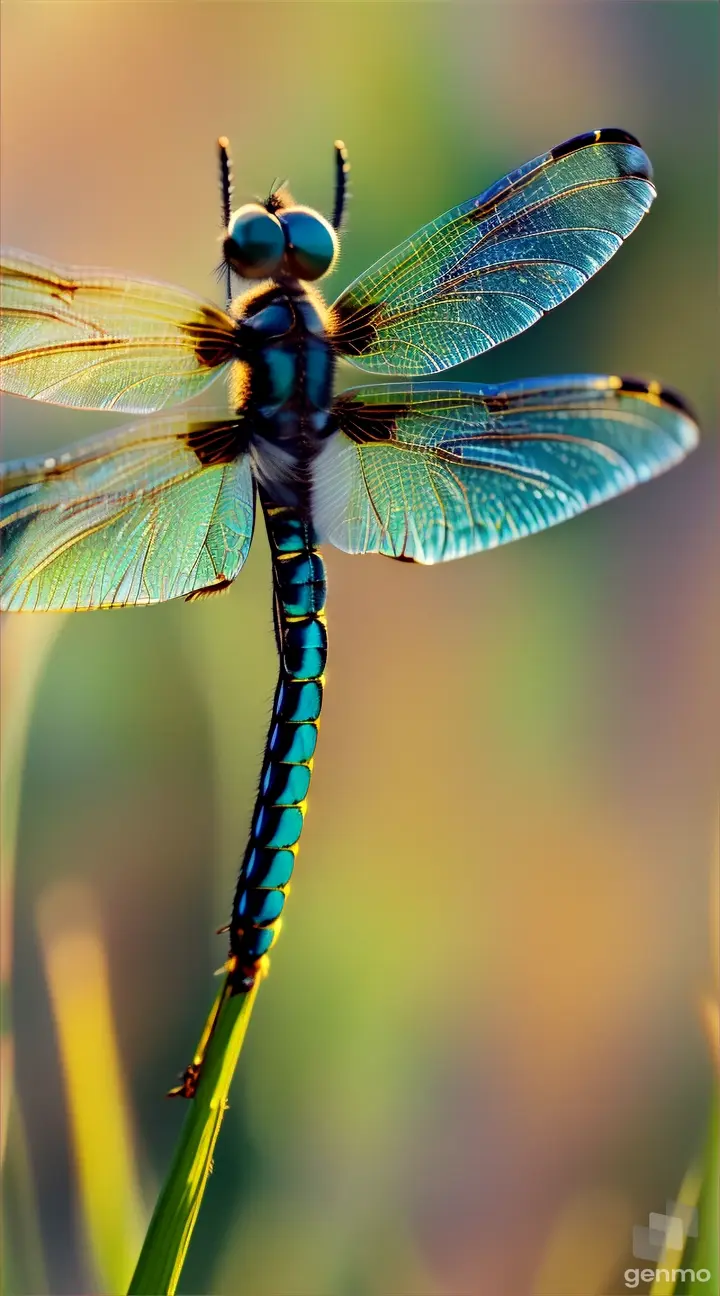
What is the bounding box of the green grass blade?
[1,618,61,1166]
[127,975,259,1296]
[648,1161,704,1296]
[650,981,718,1295]
[38,883,146,1294]
[647,1096,718,1296]
[684,1092,719,1293]
[2,1096,49,1296]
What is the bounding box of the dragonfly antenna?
[332,140,350,231]
[218,136,233,306]
[218,136,233,228]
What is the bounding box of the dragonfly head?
[224,201,338,283]
[224,204,286,280]
[277,206,339,281]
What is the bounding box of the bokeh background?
[1,3,717,1295]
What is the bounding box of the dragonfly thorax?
[235,282,336,510]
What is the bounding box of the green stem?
[130,506,325,1293]
[127,975,260,1296]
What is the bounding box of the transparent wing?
[0,249,237,412]
[313,378,698,562]
[1,414,255,610]
[329,130,655,376]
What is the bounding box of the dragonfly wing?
[1,414,255,610]
[0,249,237,412]
[330,130,655,376]
[313,378,698,562]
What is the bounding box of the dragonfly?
[0,129,699,1003]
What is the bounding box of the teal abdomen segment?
[262,762,311,805]
[270,722,317,763]
[230,503,326,983]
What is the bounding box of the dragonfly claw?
[167,1063,201,1100]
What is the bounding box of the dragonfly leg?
[167,1062,203,1100]
[166,972,232,1098]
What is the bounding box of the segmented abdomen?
[229,502,327,985]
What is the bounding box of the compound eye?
[279,208,339,281]
[224,205,284,279]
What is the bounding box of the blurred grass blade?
[128,976,259,1296]
[1,617,61,1164]
[683,1094,718,1293]
[685,840,720,1292]
[531,1190,633,1296]
[650,843,719,1296]
[647,1097,718,1296]
[2,1095,49,1296]
[37,883,146,1295]
[1,620,60,1296]
[648,1161,704,1296]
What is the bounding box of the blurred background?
[1,3,717,1294]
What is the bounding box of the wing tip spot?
[617,375,698,421]
[551,127,644,162]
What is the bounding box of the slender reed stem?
[127,976,259,1296]
[130,505,325,1293]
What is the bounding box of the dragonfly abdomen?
[229,502,327,987]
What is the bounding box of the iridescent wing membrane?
[319,128,697,556]
[314,378,699,562]
[0,130,698,609]
[330,130,656,375]
[0,417,254,610]
[0,250,236,412]
[0,251,250,610]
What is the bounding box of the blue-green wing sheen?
[1,415,254,610]
[0,250,236,412]
[330,130,655,376]
[314,378,698,562]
